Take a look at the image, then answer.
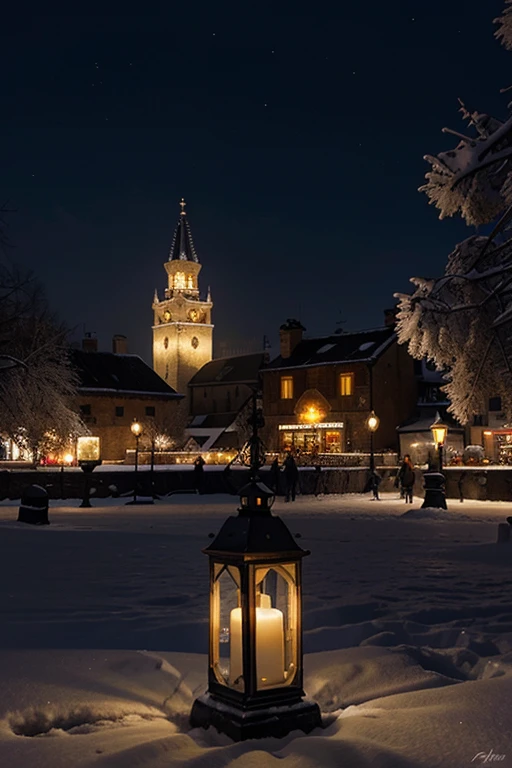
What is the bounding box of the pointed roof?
[168,198,199,263]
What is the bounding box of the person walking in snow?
[366,470,381,500]
[270,457,281,494]
[193,455,205,494]
[398,454,415,503]
[282,451,299,502]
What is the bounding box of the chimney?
[82,332,98,353]
[112,334,128,354]
[384,307,398,328]
[279,319,305,359]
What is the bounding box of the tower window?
[187,274,194,289]
[339,373,353,396]
[174,272,186,290]
[115,406,124,417]
[165,364,169,380]
[280,376,293,399]
[145,406,156,417]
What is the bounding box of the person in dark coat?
[397,454,415,503]
[270,457,281,494]
[366,470,381,500]
[282,452,299,502]
[193,455,205,493]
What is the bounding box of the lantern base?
[190,692,322,741]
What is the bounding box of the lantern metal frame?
[190,390,321,741]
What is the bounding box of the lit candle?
[230,593,285,687]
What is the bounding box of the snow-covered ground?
[1,492,512,767]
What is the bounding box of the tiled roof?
[70,350,182,398]
[264,327,396,370]
[189,352,265,386]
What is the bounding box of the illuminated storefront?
[483,429,512,463]
[278,422,344,453]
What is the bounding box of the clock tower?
[152,200,213,394]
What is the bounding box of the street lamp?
[430,413,449,471]
[77,436,102,508]
[127,419,143,505]
[366,410,380,473]
[421,412,448,510]
[190,395,321,741]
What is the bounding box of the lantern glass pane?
[76,436,100,462]
[253,563,299,690]
[432,426,447,446]
[212,565,244,692]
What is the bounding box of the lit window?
[174,272,186,289]
[187,274,194,289]
[280,376,293,399]
[339,373,353,396]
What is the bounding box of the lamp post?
[421,412,449,510]
[127,419,143,505]
[77,437,102,508]
[366,410,380,473]
[190,392,321,741]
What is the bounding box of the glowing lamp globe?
[131,420,143,437]
[190,478,321,741]
[366,411,380,432]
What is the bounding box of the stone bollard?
[18,484,49,525]
[497,523,511,543]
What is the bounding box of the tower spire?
[168,198,199,263]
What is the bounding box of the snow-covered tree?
[395,1,512,424]
[140,400,188,453]
[495,0,512,50]
[0,266,85,461]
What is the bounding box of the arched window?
[174,272,186,290]
[187,274,194,289]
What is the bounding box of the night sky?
[1,0,508,363]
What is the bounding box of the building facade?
[186,352,264,450]
[262,319,417,457]
[152,200,213,395]
[72,343,183,462]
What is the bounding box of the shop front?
[278,422,344,454]
[483,429,512,463]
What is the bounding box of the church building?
[152,200,213,395]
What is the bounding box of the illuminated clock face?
[164,310,171,322]
[191,336,199,349]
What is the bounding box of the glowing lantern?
[190,477,321,740]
